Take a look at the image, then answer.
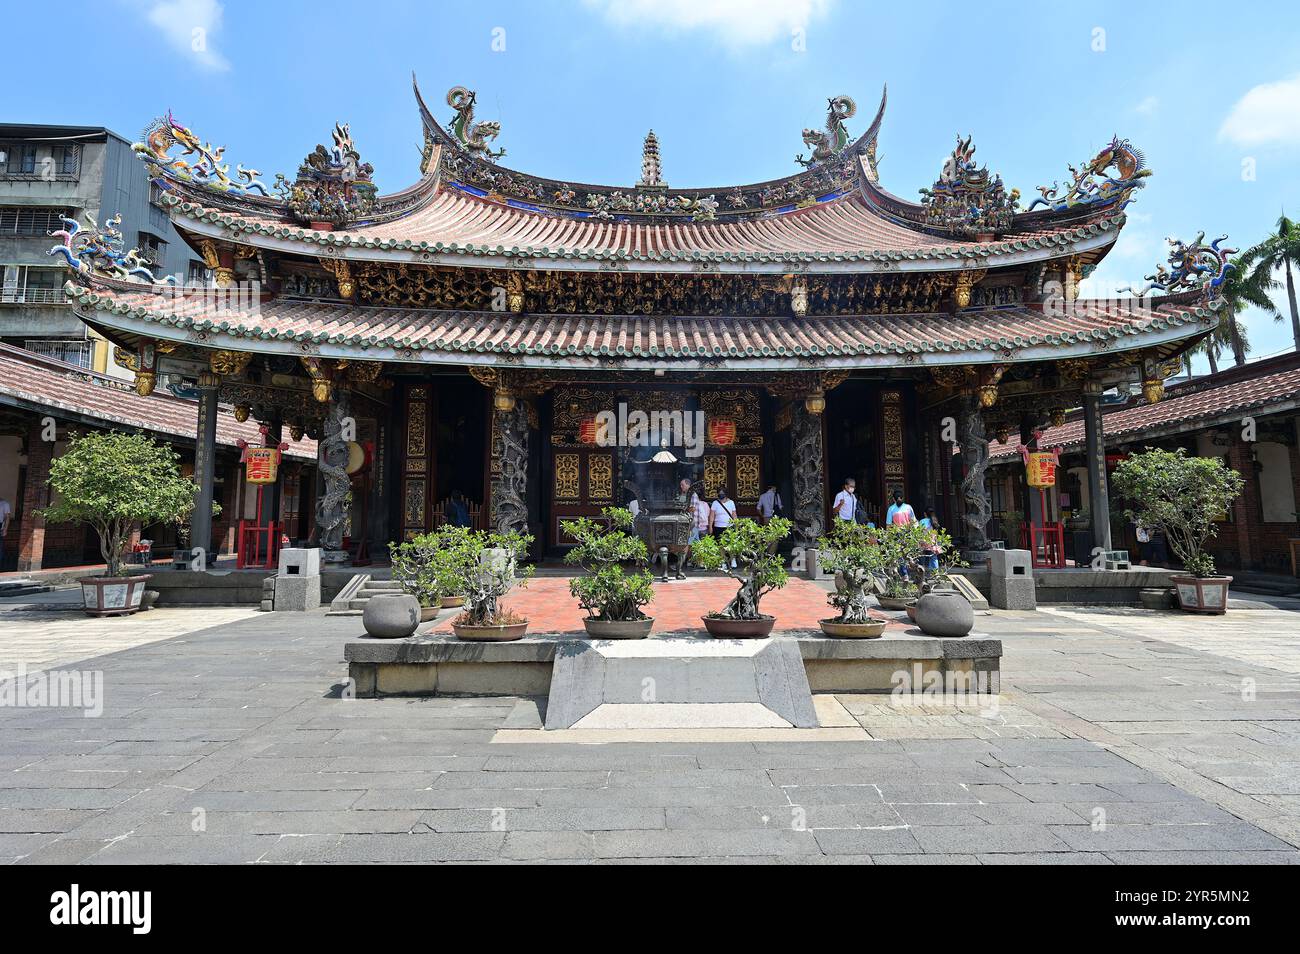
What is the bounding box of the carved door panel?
[550,447,617,547]
[400,384,435,539]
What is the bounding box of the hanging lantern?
[707,418,737,446]
[1050,407,1067,428]
[233,403,251,423]
[978,382,999,408]
[578,416,599,444]
[494,387,517,412]
[1142,378,1164,404]
[995,425,1010,444]
[804,389,826,415]
[134,370,156,397]
[289,423,305,442]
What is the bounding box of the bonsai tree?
[562,507,655,622]
[42,431,202,578]
[691,517,792,619]
[1112,447,1244,578]
[456,529,534,626]
[388,524,479,607]
[817,520,889,623]
[873,521,933,600]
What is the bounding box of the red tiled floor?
[428,575,905,636]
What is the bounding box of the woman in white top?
[709,489,739,568]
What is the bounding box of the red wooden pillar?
[17,417,53,572]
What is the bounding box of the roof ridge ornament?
[919,135,1019,238]
[133,112,270,196]
[447,86,506,162]
[796,95,856,170]
[274,123,378,228]
[1027,136,1151,212]
[47,213,175,286]
[1121,231,1236,309]
[639,130,665,188]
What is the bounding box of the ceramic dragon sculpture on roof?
[447,86,506,161]
[132,112,269,196]
[1122,232,1237,309]
[1027,136,1150,212]
[796,95,856,169]
[47,213,174,285]
[274,122,378,227]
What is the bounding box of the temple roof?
[989,353,1300,460]
[0,341,316,456]
[162,189,1123,273]
[70,280,1213,372]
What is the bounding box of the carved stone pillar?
[1082,384,1112,552]
[316,385,352,562]
[958,391,991,553]
[790,402,826,548]
[491,401,530,535]
[192,371,220,565]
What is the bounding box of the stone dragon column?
[491,394,530,536]
[958,390,992,556]
[315,384,353,563]
[790,400,826,549]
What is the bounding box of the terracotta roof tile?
[0,342,316,459]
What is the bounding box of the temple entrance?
[825,381,917,526]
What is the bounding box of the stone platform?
[344,629,1001,701]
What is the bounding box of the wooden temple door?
[399,383,435,540]
[548,387,617,547]
[699,388,765,517]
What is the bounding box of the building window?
[0,206,69,235]
[16,145,37,174]
[187,259,213,286]
[137,232,166,267]
[0,264,65,304]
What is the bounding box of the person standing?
[832,478,858,523]
[885,489,917,526]
[709,488,739,568]
[756,484,782,525]
[920,507,943,570]
[0,495,11,571]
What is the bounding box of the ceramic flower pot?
[701,615,775,639]
[419,602,442,623]
[1170,575,1232,615]
[452,621,528,641]
[583,618,654,639]
[819,618,887,639]
[80,575,150,617]
[876,595,912,611]
[913,590,974,638]
[440,596,466,609]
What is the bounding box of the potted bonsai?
[691,517,792,638]
[42,431,202,617]
[872,521,929,611]
[562,507,656,638]
[430,524,477,609]
[450,529,534,641]
[1112,447,1244,614]
[388,536,442,621]
[816,521,888,638]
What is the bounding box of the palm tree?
[1242,215,1300,352]
[1189,307,1250,375]
[1214,255,1275,366]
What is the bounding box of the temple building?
[51,78,1228,565]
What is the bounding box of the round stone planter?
[1170,575,1232,615]
[876,595,912,611]
[913,590,974,638]
[452,620,528,642]
[583,618,654,639]
[701,615,775,639]
[819,618,887,639]
[441,596,466,609]
[362,593,420,639]
[79,575,150,617]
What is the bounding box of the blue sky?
[9,0,1300,367]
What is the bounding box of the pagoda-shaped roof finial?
[639,129,665,188]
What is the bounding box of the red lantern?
[578,417,599,444]
[708,419,737,446]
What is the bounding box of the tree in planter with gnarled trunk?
[1112,447,1244,614]
[562,508,655,637]
[691,517,792,625]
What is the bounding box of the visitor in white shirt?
[709,489,739,568]
[832,478,858,523]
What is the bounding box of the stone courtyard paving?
[1,588,1299,864]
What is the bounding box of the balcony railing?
[0,287,67,304]
[23,339,91,367]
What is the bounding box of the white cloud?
[141,0,230,72]
[1133,95,1158,117]
[582,0,835,48]
[1218,74,1300,147]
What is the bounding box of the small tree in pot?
[562,507,655,638]
[451,529,534,640]
[872,521,931,609]
[1112,447,1244,614]
[691,517,792,637]
[388,537,442,620]
[43,431,203,617]
[816,521,889,637]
